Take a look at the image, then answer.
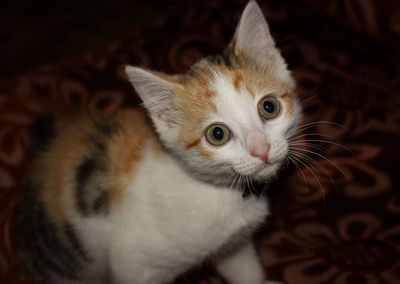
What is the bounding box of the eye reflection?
[205,124,231,146]
[259,96,280,120]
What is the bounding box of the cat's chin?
[253,162,282,181]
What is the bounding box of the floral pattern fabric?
[297,0,400,48]
[0,0,399,283]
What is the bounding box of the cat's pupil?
[263,101,274,113]
[213,127,224,140]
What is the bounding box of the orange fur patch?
[245,82,256,97]
[38,119,90,221]
[204,90,216,98]
[197,146,215,158]
[233,72,244,92]
[37,110,163,218]
[176,63,217,156]
[185,138,201,150]
[107,110,158,205]
[279,93,294,115]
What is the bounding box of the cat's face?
[170,61,301,185]
[126,0,301,185]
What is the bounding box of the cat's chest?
[115,153,269,252]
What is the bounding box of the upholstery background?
[0,0,399,283]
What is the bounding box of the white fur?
[73,146,269,284]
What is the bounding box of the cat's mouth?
[254,161,282,180]
[232,160,282,181]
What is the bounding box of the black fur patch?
[29,112,55,156]
[17,184,86,281]
[33,206,79,279]
[242,181,265,199]
[75,116,119,216]
[64,224,91,262]
[75,157,97,216]
[96,117,121,137]
[75,148,112,216]
[93,190,110,214]
[206,53,232,67]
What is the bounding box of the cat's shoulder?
[53,108,151,138]
[38,108,156,152]
[26,109,163,220]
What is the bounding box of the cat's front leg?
[215,241,278,284]
[109,236,177,284]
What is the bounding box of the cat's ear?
[125,66,180,128]
[231,0,284,68]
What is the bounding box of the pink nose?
[246,132,270,164]
[251,149,269,163]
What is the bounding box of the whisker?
[289,146,347,179]
[289,141,326,152]
[286,120,349,144]
[289,149,337,189]
[293,120,348,132]
[287,129,353,153]
[291,138,354,155]
[245,175,252,197]
[300,94,318,104]
[289,152,326,201]
[287,153,309,193]
[228,172,239,192]
[248,175,257,196]
[237,174,244,193]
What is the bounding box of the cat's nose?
[252,150,269,163]
[250,147,270,163]
[247,132,270,164]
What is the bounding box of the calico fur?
[17,1,301,284]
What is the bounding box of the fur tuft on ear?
[233,1,282,68]
[125,66,173,113]
[125,66,180,126]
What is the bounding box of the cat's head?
[126,0,301,185]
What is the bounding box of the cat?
[17,1,301,283]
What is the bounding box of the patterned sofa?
[1,0,399,283]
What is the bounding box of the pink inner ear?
[234,1,282,66]
[157,110,173,128]
[253,21,275,58]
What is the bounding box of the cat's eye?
[205,124,231,146]
[258,96,280,120]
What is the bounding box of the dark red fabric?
[0,1,399,283]
[298,0,400,48]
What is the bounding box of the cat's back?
[17,109,162,282]
[29,109,159,218]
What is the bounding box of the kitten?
[17,1,301,283]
